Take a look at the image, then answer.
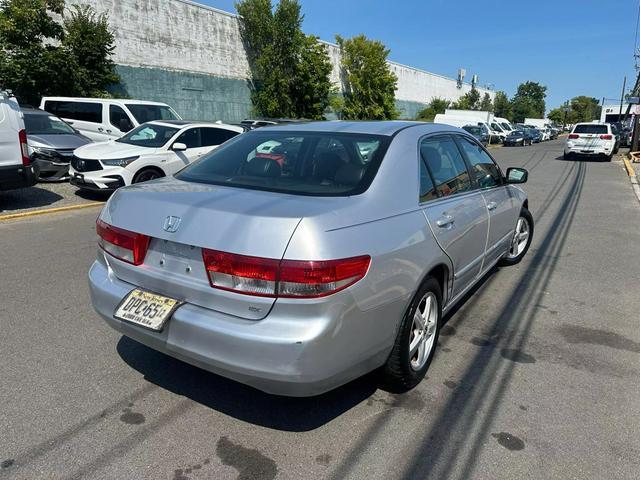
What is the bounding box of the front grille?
[71,156,102,172]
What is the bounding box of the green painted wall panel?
[111,65,253,123]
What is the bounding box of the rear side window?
[573,124,607,134]
[457,137,503,189]
[175,128,201,148]
[420,136,472,197]
[419,158,438,202]
[176,131,390,196]
[125,104,179,123]
[201,127,239,147]
[44,101,102,123]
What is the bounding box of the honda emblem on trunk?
[163,216,181,233]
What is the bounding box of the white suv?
[0,91,37,191]
[69,121,243,191]
[564,123,615,161]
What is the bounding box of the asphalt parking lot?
[1,139,639,480]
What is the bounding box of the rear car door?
[166,127,203,173]
[420,135,489,298]
[455,135,516,268]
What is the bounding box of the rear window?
[44,101,102,123]
[176,131,391,196]
[573,124,607,134]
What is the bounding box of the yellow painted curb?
[623,156,636,178]
[0,201,104,222]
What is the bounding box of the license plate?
[114,289,181,331]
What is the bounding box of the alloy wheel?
[409,292,438,371]
[507,217,530,259]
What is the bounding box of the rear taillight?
[202,249,371,298]
[568,134,579,139]
[96,219,150,266]
[599,134,613,140]
[19,129,29,166]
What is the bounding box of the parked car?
[503,129,532,146]
[70,121,244,192]
[0,91,37,191]
[462,124,489,146]
[22,108,92,182]
[40,97,182,142]
[518,125,542,143]
[88,121,533,396]
[564,122,616,161]
[608,124,621,154]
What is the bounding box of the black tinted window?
[44,101,102,123]
[573,124,608,134]
[419,158,438,202]
[457,137,502,188]
[201,128,239,146]
[176,128,201,148]
[125,104,179,123]
[420,136,472,197]
[176,131,390,196]
[109,105,131,131]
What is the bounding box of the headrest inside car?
[245,157,282,178]
[335,164,366,186]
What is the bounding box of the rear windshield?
[175,131,391,196]
[125,104,179,124]
[573,124,607,134]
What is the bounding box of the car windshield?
[124,104,180,124]
[116,124,179,148]
[24,113,75,135]
[511,130,525,135]
[176,131,391,196]
[501,123,512,130]
[573,124,608,134]
[463,126,482,135]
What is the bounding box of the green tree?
[452,85,481,110]
[416,97,450,121]
[0,0,119,105]
[236,0,331,119]
[510,81,547,122]
[493,91,511,120]
[336,34,398,120]
[547,107,565,125]
[570,96,600,122]
[479,92,493,111]
[62,5,118,97]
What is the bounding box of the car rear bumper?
[0,164,38,191]
[564,144,613,156]
[88,258,402,397]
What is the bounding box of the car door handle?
[487,201,498,211]
[106,129,112,134]
[436,215,455,228]
[97,127,104,132]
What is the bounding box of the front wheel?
[380,277,441,392]
[499,208,534,266]
[133,168,164,184]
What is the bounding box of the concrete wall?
[76,0,495,122]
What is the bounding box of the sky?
[199,0,638,112]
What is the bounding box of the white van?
[433,114,503,143]
[39,97,182,142]
[494,117,514,134]
[0,91,37,191]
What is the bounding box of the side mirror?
[119,118,133,132]
[506,167,528,184]
[172,142,187,152]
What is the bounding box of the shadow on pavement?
[0,186,63,212]
[116,336,378,432]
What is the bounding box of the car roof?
[41,97,171,106]
[21,107,49,114]
[255,120,453,136]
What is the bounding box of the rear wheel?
[133,168,164,184]
[499,208,534,266]
[380,277,441,392]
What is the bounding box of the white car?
[0,91,37,191]
[40,97,182,142]
[70,121,244,191]
[564,123,615,161]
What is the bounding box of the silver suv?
[88,121,533,396]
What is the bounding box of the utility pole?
[619,76,627,122]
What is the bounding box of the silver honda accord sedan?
[89,121,533,396]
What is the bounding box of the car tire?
[380,276,442,393]
[563,152,571,160]
[133,168,165,184]
[499,208,534,267]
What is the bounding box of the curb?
[0,202,104,222]
[623,156,636,177]
[622,154,640,205]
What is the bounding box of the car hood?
[74,140,158,159]
[28,133,92,149]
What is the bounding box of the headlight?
[101,156,139,167]
[30,146,57,158]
